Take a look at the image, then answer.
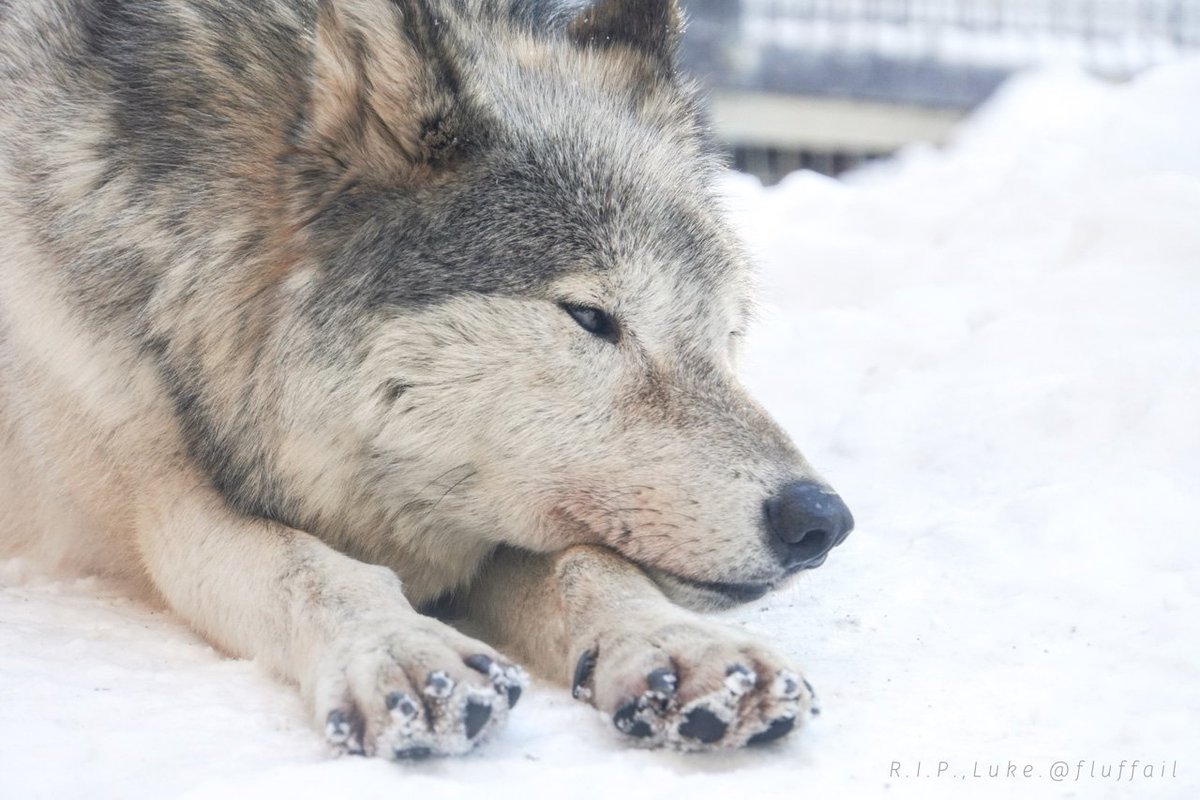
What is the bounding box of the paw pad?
[573,632,810,751]
[463,698,493,739]
[613,699,655,738]
[677,706,727,744]
[747,716,796,746]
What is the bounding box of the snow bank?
[3,61,1199,799]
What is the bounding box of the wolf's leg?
[135,477,526,759]
[461,546,815,750]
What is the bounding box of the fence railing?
[738,0,1200,80]
[680,0,1200,181]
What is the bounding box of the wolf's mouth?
[642,552,831,608]
[785,552,828,575]
[680,578,772,603]
[642,565,775,605]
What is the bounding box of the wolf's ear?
[567,0,682,74]
[292,0,463,212]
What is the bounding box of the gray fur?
[0,0,846,757]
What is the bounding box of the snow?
[3,61,1200,799]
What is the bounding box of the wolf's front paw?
[570,621,814,751]
[313,617,527,759]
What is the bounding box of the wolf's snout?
[764,481,854,570]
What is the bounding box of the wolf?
[0,0,853,758]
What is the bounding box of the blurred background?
[679,0,1200,183]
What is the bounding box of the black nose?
[764,480,854,570]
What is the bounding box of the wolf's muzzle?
[764,480,854,571]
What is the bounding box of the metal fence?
[740,0,1200,81]
[681,0,1200,181]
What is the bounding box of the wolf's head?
[273,0,852,609]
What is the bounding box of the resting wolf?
[0,0,853,757]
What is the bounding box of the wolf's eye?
[561,303,619,342]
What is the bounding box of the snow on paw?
[314,618,528,759]
[570,621,814,751]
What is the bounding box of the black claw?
[506,684,522,708]
[393,746,433,760]
[326,708,349,732]
[425,671,454,697]
[725,663,756,694]
[646,668,677,696]
[572,648,597,701]
[326,708,364,754]
[612,699,652,738]
[748,716,796,746]
[386,691,419,718]
[326,708,358,737]
[464,699,493,739]
[803,678,816,698]
[464,654,494,675]
[678,707,727,744]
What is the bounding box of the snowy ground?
[3,62,1199,799]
